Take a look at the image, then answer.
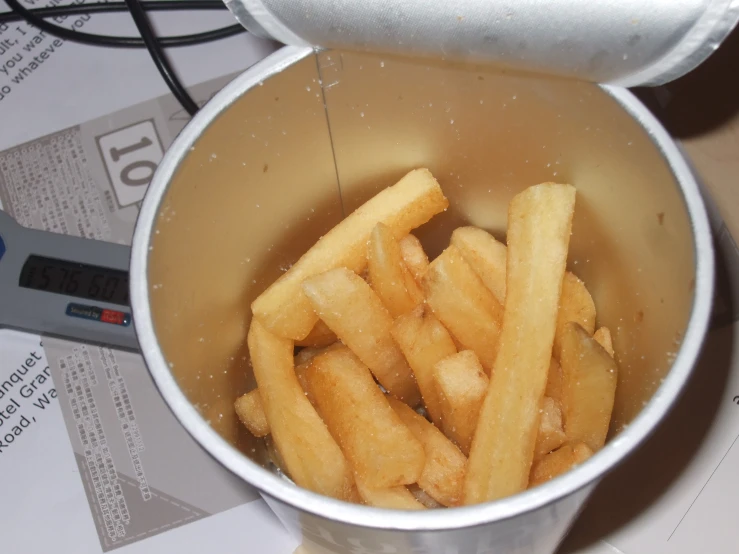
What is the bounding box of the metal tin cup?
[130,46,714,553]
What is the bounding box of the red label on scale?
[101,309,126,325]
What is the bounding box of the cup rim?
[130,45,715,531]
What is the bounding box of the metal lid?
[225,0,739,87]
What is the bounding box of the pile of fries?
[234,168,618,509]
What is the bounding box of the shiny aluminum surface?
[225,0,739,87]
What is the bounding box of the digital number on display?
[19,255,129,307]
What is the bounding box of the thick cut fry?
[295,346,324,366]
[307,347,426,488]
[529,443,593,487]
[399,234,430,282]
[560,322,618,451]
[251,169,449,340]
[464,183,576,505]
[391,305,457,426]
[247,320,355,500]
[534,397,566,460]
[294,341,343,367]
[553,272,596,358]
[388,397,467,507]
[544,358,563,402]
[356,480,426,510]
[450,226,508,304]
[303,268,421,405]
[451,227,596,357]
[423,245,504,375]
[368,222,424,317]
[294,361,316,406]
[294,343,344,405]
[432,350,488,455]
[295,320,337,348]
[594,326,615,357]
[264,435,288,474]
[234,389,269,438]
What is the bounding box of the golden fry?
[544,358,563,402]
[399,234,430,282]
[594,326,615,357]
[307,347,426,488]
[247,320,355,500]
[303,267,421,405]
[464,183,576,505]
[529,443,593,487]
[534,397,566,460]
[553,272,596,358]
[356,480,426,510]
[295,319,337,348]
[265,435,289,474]
[251,169,449,340]
[422,245,504,375]
[432,350,488,455]
[368,222,424,317]
[391,305,457,426]
[450,226,508,304]
[560,322,618,451]
[388,397,467,507]
[234,389,269,438]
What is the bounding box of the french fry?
[560,322,618,451]
[544,358,563,402]
[368,222,424,317]
[388,397,467,507]
[451,227,595,360]
[295,346,325,366]
[234,389,269,438]
[294,361,316,406]
[408,484,444,509]
[238,341,342,438]
[295,319,337,348]
[265,435,289,475]
[355,480,426,510]
[594,326,615,357]
[391,305,457,426]
[553,272,596,358]
[251,169,449,340]
[432,350,488,455]
[464,183,576,505]
[450,226,508,305]
[399,234,430,282]
[247,320,355,500]
[422,245,504,375]
[307,347,426,488]
[303,267,421,405]
[529,443,593,487]
[294,341,343,367]
[534,397,566,460]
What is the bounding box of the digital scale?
[0,210,138,351]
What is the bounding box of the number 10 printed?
[96,120,165,208]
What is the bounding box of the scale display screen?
[18,255,130,307]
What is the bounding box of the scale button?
[66,303,132,327]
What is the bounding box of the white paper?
[0,3,296,553]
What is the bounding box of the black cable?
[123,0,199,116]
[0,1,228,24]
[2,0,246,48]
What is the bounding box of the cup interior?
[144,48,699,486]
